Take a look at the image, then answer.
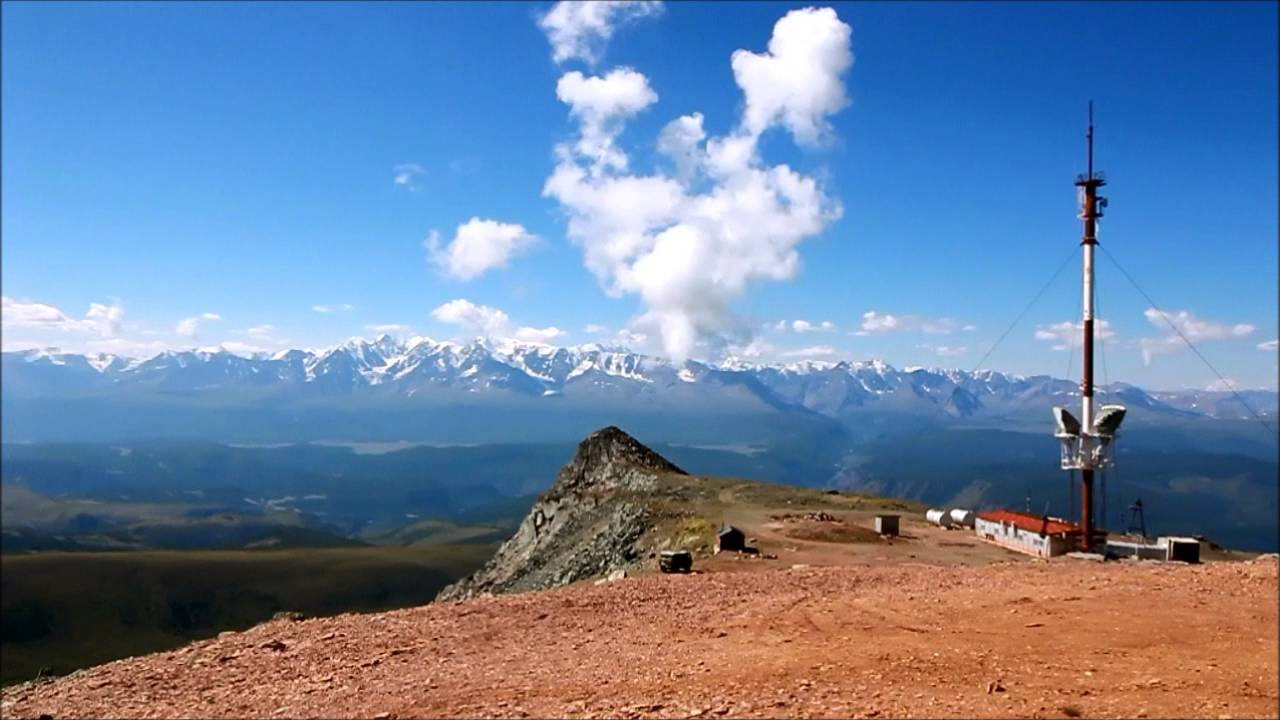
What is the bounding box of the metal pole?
[1076,102,1104,552]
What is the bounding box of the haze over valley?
[4,337,1276,551]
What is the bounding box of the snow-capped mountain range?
[4,335,1272,425]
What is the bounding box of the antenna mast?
[1074,101,1107,552]
[1051,105,1127,555]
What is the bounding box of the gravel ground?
[4,556,1276,719]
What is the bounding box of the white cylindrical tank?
[926,509,953,527]
[949,509,974,528]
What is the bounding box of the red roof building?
[976,510,1080,536]
[974,509,1083,558]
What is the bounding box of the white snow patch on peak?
[677,368,698,383]
[19,348,68,365]
[566,358,594,381]
[87,353,119,372]
[850,359,895,374]
[571,352,654,383]
[717,356,763,372]
[780,360,837,374]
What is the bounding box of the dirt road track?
[4,557,1276,719]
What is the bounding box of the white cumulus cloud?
[1139,308,1255,365]
[1259,339,1279,351]
[1,297,72,328]
[538,0,662,65]
[427,218,538,281]
[235,324,291,349]
[84,303,125,337]
[856,311,964,336]
[656,112,706,180]
[730,7,853,145]
[782,345,837,358]
[393,163,426,190]
[543,7,853,362]
[1033,319,1116,352]
[615,328,648,347]
[790,319,835,333]
[725,337,777,361]
[430,299,561,344]
[2,296,124,337]
[312,304,354,314]
[175,312,222,339]
[557,68,658,172]
[431,299,511,336]
[514,326,566,343]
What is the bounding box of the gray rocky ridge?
[438,426,685,601]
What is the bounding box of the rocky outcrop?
[438,426,685,601]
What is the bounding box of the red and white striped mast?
[1054,103,1125,553]
[1074,102,1106,551]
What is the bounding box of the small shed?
[874,514,900,537]
[659,550,692,573]
[1160,536,1201,564]
[717,525,746,552]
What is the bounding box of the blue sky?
[2,1,1276,389]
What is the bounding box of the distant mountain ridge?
[4,340,1275,552]
[4,336,1273,424]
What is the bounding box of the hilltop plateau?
[4,558,1274,719]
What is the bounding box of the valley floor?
[3,557,1276,719]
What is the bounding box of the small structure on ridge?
[659,550,692,573]
[717,525,746,553]
[974,510,1081,559]
[874,514,900,537]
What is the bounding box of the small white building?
[974,509,1082,558]
[1106,536,1201,563]
[1160,536,1201,563]
[874,514,899,536]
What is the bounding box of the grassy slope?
[360,518,516,546]
[1,474,915,687]
[0,544,495,685]
[627,472,928,555]
[1,483,365,552]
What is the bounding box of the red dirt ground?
[3,556,1275,719]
